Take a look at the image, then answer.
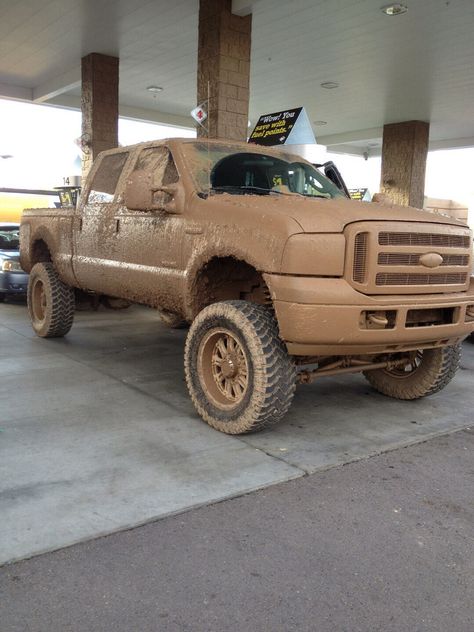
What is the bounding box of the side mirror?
[124,171,183,213]
[123,170,153,210]
[151,183,181,214]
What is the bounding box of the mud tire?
[159,309,188,329]
[184,300,296,434]
[27,262,75,338]
[467,333,474,343]
[364,344,461,400]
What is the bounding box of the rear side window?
[87,152,129,204]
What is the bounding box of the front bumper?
[264,274,474,356]
[0,271,29,295]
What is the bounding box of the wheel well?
[31,239,52,265]
[192,257,271,317]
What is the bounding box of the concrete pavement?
[1,301,473,565]
[1,428,473,632]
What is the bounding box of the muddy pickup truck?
[20,139,474,434]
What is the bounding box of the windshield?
[182,142,344,199]
[0,226,20,251]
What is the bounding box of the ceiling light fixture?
[381,3,408,16]
[320,81,339,89]
[313,120,327,126]
[146,85,163,93]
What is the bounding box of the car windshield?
[0,226,20,251]
[182,142,344,199]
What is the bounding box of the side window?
[87,152,129,204]
[133,147,179,187]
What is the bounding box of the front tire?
[184,301,296,434]
[27,262,75,338]
[364,344,461,400]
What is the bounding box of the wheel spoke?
[233,380,243,396]
[212,353,224,367]
[224,379,233,397]
[235,374,246,389]
[216,338,227,358]
[226,335,235,352]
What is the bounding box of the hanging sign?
[191,105,208,125]
[349,188,371,202]
[248,107,315,146]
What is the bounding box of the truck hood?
[283,196,465,233]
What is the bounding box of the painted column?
[197,0,251,140]
[81,53,119,179]
[380,120,429,209]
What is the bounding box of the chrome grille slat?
[379,232,470,248]
[376,272,468,286]
[378,253,469,267]
[353,232,368,283]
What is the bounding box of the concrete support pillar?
[380,120,429,209]
[197,0,251,141]
[81,53,119,178]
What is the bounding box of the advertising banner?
[248,107,315,146]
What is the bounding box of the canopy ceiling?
[1,0,473,155]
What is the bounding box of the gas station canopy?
[0,0,473,155]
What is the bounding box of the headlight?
[281,234,346,276]
[2,260,22,272]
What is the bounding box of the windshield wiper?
[300,192,332,199]
[211,185,284,196]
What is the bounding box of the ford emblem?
[419,252,443,268]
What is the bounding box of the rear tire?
[27,262,75,338]
[185,300,296,434]
[364,344,461,400]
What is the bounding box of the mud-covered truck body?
[20,139,474,433]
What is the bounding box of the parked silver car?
[0,223,28,301]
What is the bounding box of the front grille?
[376,272,468,286]
[378,253,469,267]
[353,232,368,283]
[379,232,470,248]
[347,221,472,294]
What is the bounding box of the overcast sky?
[0,99,473,208]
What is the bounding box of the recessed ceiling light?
[321,81,339,89]
[146,85,163,93]
[313,120,327,126]
[381,3,408,16]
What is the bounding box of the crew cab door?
[113,145,186,311]
[73,150,131,293]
